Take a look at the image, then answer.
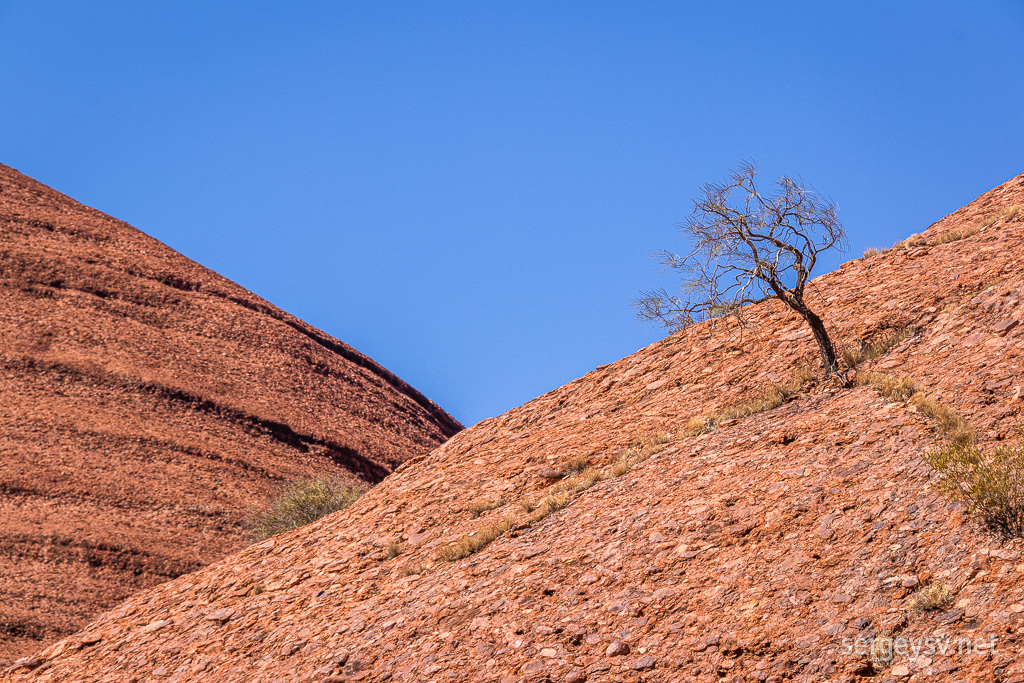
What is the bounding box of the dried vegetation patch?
[842,326,914,369]
[912,393,975,447]
[530,492,570,522]
[468,497,506,518]
[609,431,672,475]
[905,583,955,613]
[436,517,516,562]
[551,467,602,494]
[562,454,591,474]
[687,370,811,436]
[855,372,918,402]
[897,204,1021,249]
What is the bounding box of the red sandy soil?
[5,173,1024,683]
[0,164,461,664]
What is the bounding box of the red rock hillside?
[0,164,462,664]
[6,173,1024,683]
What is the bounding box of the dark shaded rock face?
[0,163,461,663]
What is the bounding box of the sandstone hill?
[0,164,462,664]
[5,173,1024,683]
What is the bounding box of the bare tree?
[635,162,847,372]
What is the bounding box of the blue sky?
[1,2,1022,426]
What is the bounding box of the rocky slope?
[0,164,462,663]
[5,172,1024,683]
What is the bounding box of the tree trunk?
[790,298,838,373]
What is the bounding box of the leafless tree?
[635,162,847,372]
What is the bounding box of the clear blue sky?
[2,2,1022,426]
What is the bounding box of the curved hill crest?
[0,164,461,664]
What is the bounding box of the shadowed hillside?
[5,173,1024,682]
[0,164,461,663]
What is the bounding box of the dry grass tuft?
[856,372,918,402]
[247,478,364,540]
[924,441,1024,536]
[976,204,1022,231]
[400,561,429,576]
[894,233,926,250]
[563,454,591,474]
[648,430,671,446]
[552,467,602,495]
[862,247,881,258]
[385,537,402,559]
[576,466,602,489]
[905,583,954,613]
[436,517,515,562]
[932,224,981,245]
[469,497,506,518]
[530,492,570,522]
[902,205,1020,249]
[842,327,914,369]
[719,378,801,422]
[632,431,671,462]
[793,364,815,383]
[610,459,631,478]
[869,629,895,669]
[686,415,715,436]
[686,372,809,436]
[912,393,975,446]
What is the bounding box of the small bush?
[793,364,815,383]
[248,478,364,540]
[648,430,671,446]
[901,205,1020,249]
[912,393,975,446]
[862,247,880,258]
[905,583,954,613]
[924,441,1024,536]
[469,497,506,518]
[436,517,515,562]
[856,372,917,402]
[629,431,671,463]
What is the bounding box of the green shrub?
[925,441,1024,536]
[248,477,364,540]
